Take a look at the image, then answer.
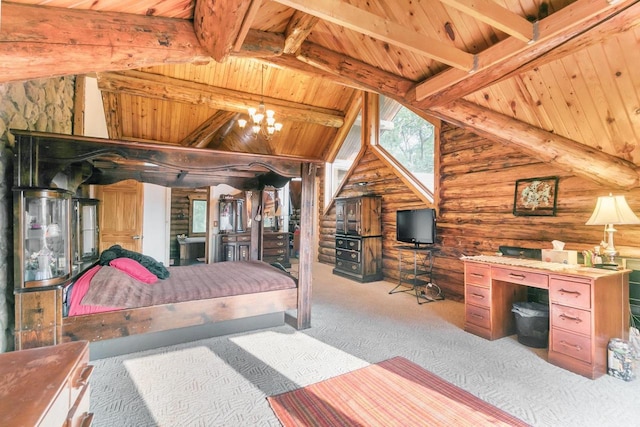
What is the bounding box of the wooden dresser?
[0,341,94,426]
[333,195,383,282]
[263,231,291,268]
[463,257,629,379]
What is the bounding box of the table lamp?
[585,193,640,264]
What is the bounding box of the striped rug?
[268,356,529,427]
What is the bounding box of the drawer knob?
[559,340,582,351]
[351,265,357,270]
[351,253,356,259]
[471,293,485,299]
[559,313,582,323]
[471,313,484,319]
[76,365,94,387]
[80,413,95,427]
[471,273,484,278]
[337,250,342,256]
[558,288,581,298]
[508,273,526,280]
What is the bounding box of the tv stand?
[389,246,443,304]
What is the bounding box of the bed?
[12,130,316,351]
[62,259,299,343]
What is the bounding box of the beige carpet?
[89,262,640,426]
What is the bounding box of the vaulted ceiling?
[2,0,639,188]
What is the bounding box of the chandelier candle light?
[237,65,283,138]
[585,193,640,264]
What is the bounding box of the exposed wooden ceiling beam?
[439,0,534,43]
[233,30,285,58]
[284,11,320,55]
[193,0,253,62]
[265,54,368,91]
[491,1,640,85]
[273,0,476,71]
[412,0,637,107]
[180,111,239,148]
[296,42,414,97]
[97,70,344,128]
[233,0,264,52]
[208,115,243,149]
[429,100,640,190]
[0,3,211,84]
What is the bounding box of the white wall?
[143,184,170,265]
[84,77,109,138]
[84,77,169,263]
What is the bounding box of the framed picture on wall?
[513,176,559,216]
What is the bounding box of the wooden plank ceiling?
[2,0,639,188]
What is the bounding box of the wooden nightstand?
[0,341,93,426]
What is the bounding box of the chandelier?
[238,65,283,138]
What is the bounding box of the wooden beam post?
[288,162,314,329]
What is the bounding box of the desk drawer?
[263,239,287,249]
[336,249,360,263]
[464,263,491,287]
[550,277,591,309]
[552,328,592,364]
[336,237,361,251]
[67,382,92,427]
[492,267,548,289]
[465,284,490,309]
[264,247,287,256]
[465,304,491,330]
[336,259,362,275]
[551,303,591,336]
[264,255,287,264]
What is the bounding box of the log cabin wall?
[320,123,640,302]
[438,122,640,301]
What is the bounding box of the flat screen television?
[396,208,436,248]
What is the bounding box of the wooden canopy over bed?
[12,130,319,349]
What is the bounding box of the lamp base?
[602,224,618,264]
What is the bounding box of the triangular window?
[377,95,436,196]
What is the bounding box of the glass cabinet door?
[16,188,72,288]
[72,198,99,265]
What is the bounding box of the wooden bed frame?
[63,288,299,343]
[12,131,317,350]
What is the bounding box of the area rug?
[268,356,529,427]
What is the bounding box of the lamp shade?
[585,194,640,225]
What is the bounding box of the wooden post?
[250,190,262,261]
[288,163,315,329]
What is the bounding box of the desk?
[390,246,443,304]
[463,256,629,379]
[178,238,205,265]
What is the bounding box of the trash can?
[512,302,550,348]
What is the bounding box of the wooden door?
[95,180,144,253]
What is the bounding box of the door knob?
[132,235,142,240]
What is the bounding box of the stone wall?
[0,77,75,352]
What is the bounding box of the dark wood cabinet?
[217,232,251,262]
[263,232,290,267]
[333,195,382,282]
